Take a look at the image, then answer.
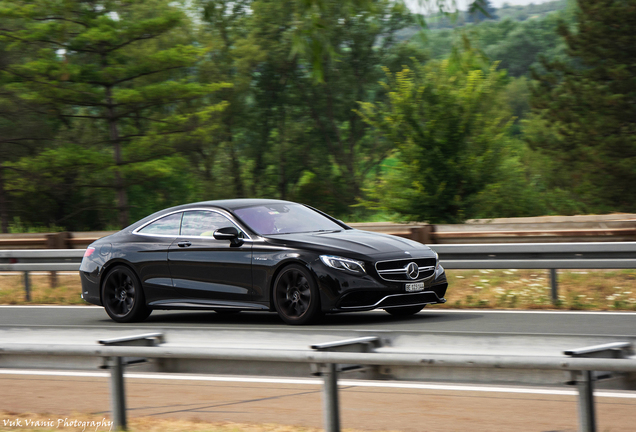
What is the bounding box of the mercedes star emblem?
[406,262,419,280]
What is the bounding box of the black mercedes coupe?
[80,199,448,324]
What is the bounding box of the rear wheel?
[101,266,151,323]
[273,264,322,325]
[385,305,425,316]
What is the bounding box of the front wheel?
[273,264,322,325]
[385,305,425,316]
[101,266,152,323]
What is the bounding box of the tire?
[101,266,152,323]
[273,264,322,325]
[384,305,425,316]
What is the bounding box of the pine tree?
[0,0,228,227]
[530,0,636,211]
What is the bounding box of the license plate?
[405,282,425,292]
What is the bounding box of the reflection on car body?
[80,199,448,324]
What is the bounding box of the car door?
[131,211,183,302]
[168,209,253,302]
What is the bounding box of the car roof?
[186,198,297,211]
[125,199,300,232]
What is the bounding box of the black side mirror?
[213,226,243,246]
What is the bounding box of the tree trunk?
[278,107,287,200]
[226,119,245,198]
[105,85,129,228]
[0,165,8,233]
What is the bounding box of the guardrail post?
[109,356,126,431]
[45,232,71,288]
[576,370,595,432]
[550,268,558,304]
[410,225,435,244]
[310,336,383,432]
[99,333,165,431]
[23,271,30,302]
[564,342,632,432]
[321,363,339,432]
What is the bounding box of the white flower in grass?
[504,271,513,275]
[455,276,465,279]
[480,279,490,283]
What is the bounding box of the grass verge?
[0,270,634,311]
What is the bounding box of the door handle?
[177,241,191,248]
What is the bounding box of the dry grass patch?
[439,269,636,310]
[0,273,85,305]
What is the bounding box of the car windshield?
[234,203,343,235]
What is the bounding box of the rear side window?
[137,213,182,236]
[180,210,239,237]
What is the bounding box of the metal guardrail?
[1,216,635,250]
[0,336,634,432]
[1,242,635,302]
[431,242,636,269]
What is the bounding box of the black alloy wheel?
[384,305,425,316]
[273,264,321,325]
[101,266,151,323]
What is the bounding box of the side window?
[137,213,182,236]
[181,211,240,237]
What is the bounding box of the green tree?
[357,53,513,222]
[0,39,57,232]
[530,0,636,212]
[0,0,228,228]
[202,0,421,214]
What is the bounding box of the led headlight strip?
[320,255,366,273]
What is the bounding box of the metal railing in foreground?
[1,336,634,432]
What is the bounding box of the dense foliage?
[529,0,636,213]
[0,0,632,231]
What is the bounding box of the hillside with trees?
[0,0,633,231]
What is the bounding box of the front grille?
[375,258,436,282]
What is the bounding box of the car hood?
[263,229,434,258]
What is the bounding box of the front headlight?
[434,251,440,270]
[320,255,366,273]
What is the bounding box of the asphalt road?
[0,306,634,336]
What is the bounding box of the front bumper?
[314,259,448,312]
[335,283,447,311]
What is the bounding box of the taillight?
[84,247,96,257]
